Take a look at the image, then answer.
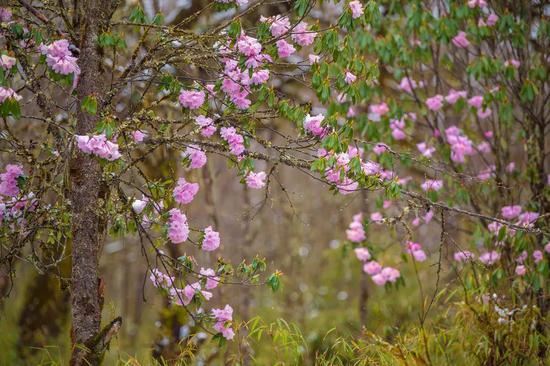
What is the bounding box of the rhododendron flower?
[421,179,443,192]
[479,251,500,265]
[344,71,356,84]
[220,127,245,155]
[269,16,290,37]
[182,145,207,169]
[406,242,427,262]
[179,89,205,109]
[212,305,234,340]
[426,95,444,111]
[515,265,526,276]
[372,143,388,155]
[246,171,267,189]
[173,177,199,204]
[276,39,295,58]
[251,69,270,85]
[452,31,470,48]
[468,95,484,109]
[75,134,121,161]
[501,205,521,219]
[40,39,80,75]
[237,34,262,57]
[291,22,317,46]
[398,77,419,93]
[0,87,22,103]
[517,212,539,226]
[362,161,381,175]
[445,89,467,104]
[202,226,220,251]
[545,242,550,254]
[370,212,383,223]
[381,267,400,282]
[195,115,216,137]
[309,54,320,64]
[453,251,475,262]
[363,261,382,275]
[132,130,147,143]
[371,273,387,286]
[477,142,491,154]
[0,54,15,70]
[468,0,487,8]
[445,126,475,163]
[149,268,174,288]
[303,113,327,137]
[516,251,528,264]
[423,210,434,223]
[349,1,364,19]
[505,59,521,69]
[354,247,371,262]
[168,208,189,244]
[347,214,366,242]
[200,267,220,290]
[533,250,543,264]
[0,164,24,197]
[369,102,389,116]
[132,198,147,214]
[417,142,435,158]
[337,178,359,195]
[486,14,499,26]
[0,8,12,22]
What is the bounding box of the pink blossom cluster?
[195,115,216,137]
[220,127,245,156]
[182,145,207,169]
[406,241,427,262]
[0,164,24,197]
[346,213,366,243]
[0,87,22,103]
[453,250,475,262]
[479,250,500,265]
[398,77,423,93]
[445,126,475,163]
[179,89,205,110]
[452,31,470,48]
[421,179,443,192]
[39,39,80,75]
[245,171,267,189]
[349,1,364,19]
[303,113,328,138]
[75,134,121,161]
[202,226,220,251]
[0,54,16,70]
[132,130,147,143]
[212,305,235,340]
[167,208,189,244]
[200,267,220,290]
[173,177,199,205]
[366,263,400,286]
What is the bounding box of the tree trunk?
[69,1,117,365]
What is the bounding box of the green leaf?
[82,95,98,115]
[267,272,281,292]
[0,98,21,118]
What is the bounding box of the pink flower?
[276,39,295,58]
[545,242,550,254]
[0,54,16,70]
[421,179,443,192]
[372,143,388,155]
[200,267,220,290]
[426,95,444,111]
[454,250,475,262]
[251,69,270,85]
[417,142,435,158]
[168,208,189,244]
[515,265,526,276]
[349,1,364,19]
[303,113,327,137]
[0,164,24,197]
[486,14,499,26]
[452,31,470,48]
[173,177,199,204]
[506,162,515,172]
[149,268,174,288]
[179,89,205,109]
[291,22,317,46]
[398,77,419,93]
[202,226,220,251]
[245,171,267,189]
[75,134,121,161]
[369,102,389,116]
[220,127,245,155]
[354,247,371,261]
[468,95,484,109]
[467,0,487,8]
[371,273,387,286]
[445,126,475,163]
[505,59,521,69]
[195,115,216,137]
[501,205,522,219]
[212,305,234,340]
[477,142,491,154]
[479,251,500,265]
[381,267,400,282]
[518,212,539,226]
[344,71,357,84]
[269,16,290,37]
[236,34,262,57]
[369,212,383,223]
[533,250,543,264]
[132,130,147,143]
[347,214,366,242]
[40,40,80,75]
[445,89,467,104]
[182,145,207,169]
[363,261,382,275]
[0,87,22,103]
[309,54,321,64]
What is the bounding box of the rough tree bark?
[69,1,118,365]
